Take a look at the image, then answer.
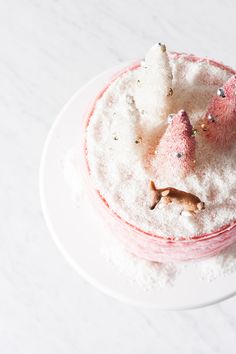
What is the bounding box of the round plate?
[39,62,236,310]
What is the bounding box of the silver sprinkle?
[112,134,118,141]
[126,95,135,104]
[158,43,166,52]
[176,152,183,158]
[208,114,216,122]
[135,137,142,144]
[217,88,226,98]
[167,113,175,124]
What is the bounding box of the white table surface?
[1,0,236,353]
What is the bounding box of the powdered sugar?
[101,237,236,290]
[86,55,236,238]
[63,148,236,289]
[101,236,236,289]
[101,238,178,289]
[63,147,85,204]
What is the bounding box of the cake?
[84,43,236,262]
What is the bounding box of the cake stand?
[39,62,236,310]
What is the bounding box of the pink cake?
[83,46,236,263]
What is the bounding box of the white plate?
[39,62,236,310]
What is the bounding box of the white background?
[1,0,236,353]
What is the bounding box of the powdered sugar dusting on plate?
[63,148,236,289]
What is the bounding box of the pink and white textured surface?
[154,109,196,179]
[203,75,236,148]
[83,166,236,262]
[5,0,236,351]
[85,54,236,263]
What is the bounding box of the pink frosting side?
[83,53,236,263]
